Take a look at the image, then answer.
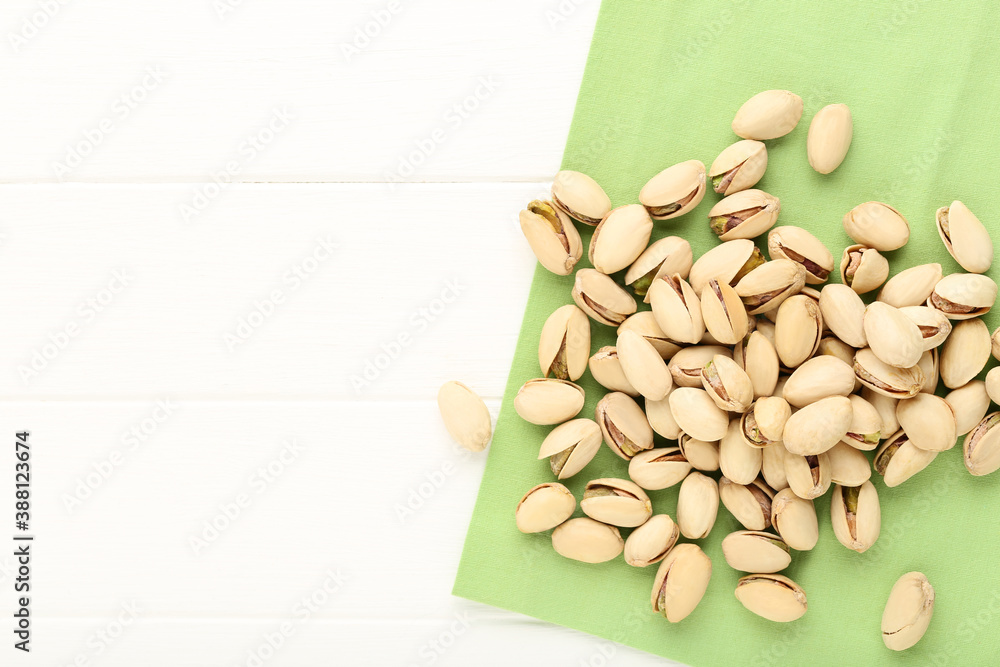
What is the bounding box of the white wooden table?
[1,1,678,664]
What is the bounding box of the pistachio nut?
[625,236,694,299]
[595,392,654,460]
[734,331,780,398]
[589,204,654,274]
[669,387,730,442]
[784,451,832,500]
[830,481,881,553]
[515,483,576,533]
[708,189,781,241]
[842,202,910,251]
[936,201,993,274]
[679,434,721,472]
[519,200,583,275]
[589,347,639,396]
[732,89,804,140]
[940,317,991,388]
[719,476,774,531]
[572,269,637,326]
[551,170,612,226]
[987,368,1000,405]
[689,239,766,293]
[710,139,768,195]
[770,487,818,551]
[817,337,862,391]
[898,305,952,351]
[625,514,680,567]
[740,405,777,449]
[639,159,707,220]
[774,294,823,368]
[827,442,872,486]
[629,447,692,491]
[668,345,733,388]
[719,417,764,484]
[649,274,705,344]
[721,530,791,573]
[782,355,855,408]
[617,330,673,401]
[840,245,889,294]
[854,347,924,399]
[864,301,924,369]
[538,418,603,479]
[768,226,834,285]
[874,430,937,487]
[964,412,1000,476]
[539,304,591,381]
[734,259,806,315]
[735,573,808,622]
[514,378,585,426]
[437,381,492,452]
[878,263,945,308]
[917,350,939,394]
[618,312,683,359]
[842,394,883,451]
[755,317,777,345]
[782,395,852,456]
[807,103,853,174]
[945,380,990,437]
[650,543,713,622]
[702,279,750,345]
[882,572,935,651]
[896,393,957,453]
[993,326,1000,361]
[646,394,682,439]
[702,355,754,413]
[862,387,899,435]
[755,396,791,443]
[551,517,624,563]
[581,478,652,528]
[676,471,720,539]
[928,272,997,320]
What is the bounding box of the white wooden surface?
[1,1,677,665]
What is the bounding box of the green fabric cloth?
[454,1,1000,664]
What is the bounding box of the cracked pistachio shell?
[676,471,720,539]
[741,403,780,448]
[854,348,924,399]
[618,312,683,360]
[940,318,991,388]
[831,481,880,553]
[702,279,750,345]
[899,305,952,351]
[538,418,602,479]
[520,200,583,275]
[539,305,591,381]
[589,204,654,275]
[785,452,832,500]
[917,350,939,394]
[874,430,937,487]
[768,226,834,284]
[862,388,899,435]
[617,330,673,401]
[710,139,768,195]
[515,483,576,533]
[646,394,682,439]
[774,295,823,369]
[625,236,694,300]
[782,356,855,408]
[595,392,654,460]
[552,517,623,563]
[864,301,924,369]
[735,573,808,623]
[625,514,680,567]
[679,434,721,472]
[732,90,803,140]
[669,387,730,442]
[649,274,705,344]
[551,170,611,226]
[770,488,818,550]
[722,530,791,573]
[842,394,883,451]
[937,201,993,274]
[639,159,707,220]
[514,378,585,426]
[818,284,867,348]
[843,202,910,251]
[987,368,1000,405]
[827,442,872,486]
[690,239,766,294]
[807,103,853,174]
[734,331,780,399]
[572,269,637,326]
[841,245,889,294]
[589,347,639,397]
[629,447,692,491]
[702,355,754,413]
[929,273,997,320]
[883,572,935,651]
[735,259,806,315]
[720,418,764,484]
[669,345,732,388]
[756,396,791,443]
[709,189,781,241]
[782,396,853,456]
[719,476,774,531]
[896,394,957,452]
[581,478,652,527]
[945,381,989,437]
[878,263,945,309]
[964,412,1000,476]
[437,381,492,452]
[651,543,712,623]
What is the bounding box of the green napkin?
[454,0,1000,664]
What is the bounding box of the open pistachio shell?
[538,418,603,479]
[827,442,872,486]
[770,487,818,550]
[708,189,781,241]
[437,381,492,452]
[936,201,993,274]
[782,355,855,408]
[843,202,910,251]
[807,103,853,174]
[551,171,611,226]
[864,301,923,369]
[719,476,774,531]
[709,139,768,195]
[581,478,652,528]
[651,543,712,622]
[768,225,834,284]
[625,236,694,299]
[676,471,720,539]
[689,239,766,294]
[702,355,754,413]
[639,159,707,220]
[732,90,803,140]
[830,481,880,553]
[928,273,997,320]
[774,295,823,369]
[882,572,935,651]
[784,451,832,500]
[874,430,937,487]
[551,517,623,563]
[940,318,991,388]
[896,394,957,452]
[721,530,791,573]
[945,381,990,437]
[595,392,653,460]
[617,330,673,401]
[514,378,585,426]
[625,514,679,567]
[701,279,750,345]
[841,394,883,451]
[539,304,591,381]
[572,269,637,326]
[878,263,944,308]
[588,204,653,275]
[741,405,777,449]
[679,434,721,472]
[515,483,576,533]
[735,574,808,622]
[618,312,683,360]
[734,331,780,398]
[841,244,889,294]
[963,412,1000,476]
[589,346,639,396]
[755,396,791,443]
[649,274,705,344]
[899,305,952,351]
[519,200,583,275]
[628,447,692,491]
[669,345,732,388]
[854,348,924,399]
[735,259,807,315]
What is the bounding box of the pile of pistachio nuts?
[441,90,997,650]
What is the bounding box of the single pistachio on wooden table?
[840,244,889,295]
[650,543,713,623]
[588,204,653,275]
[768,225,834,285]
[731,90,804,140]
[639,159,707,220]
[709,139,768,195]
[513,378,585,425]
[595,391,654,460]
[734,573,808,622]
[721,530,791,573]
[624,514,679,567]
[515,482,576,533]
[624,236,693,299]
[537,418,602,480]
[551,170,611,226]
[708,189,781,241]
[842,201,910,251]
[936,201,993,274]
[882,572,935,651]
[538,304,590,381]
[830,481,881,553]
[807,103,853,174]
[572,268,637,326]
[551,517,623,563]
[437,381,492,452]
[519,199,583,275]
